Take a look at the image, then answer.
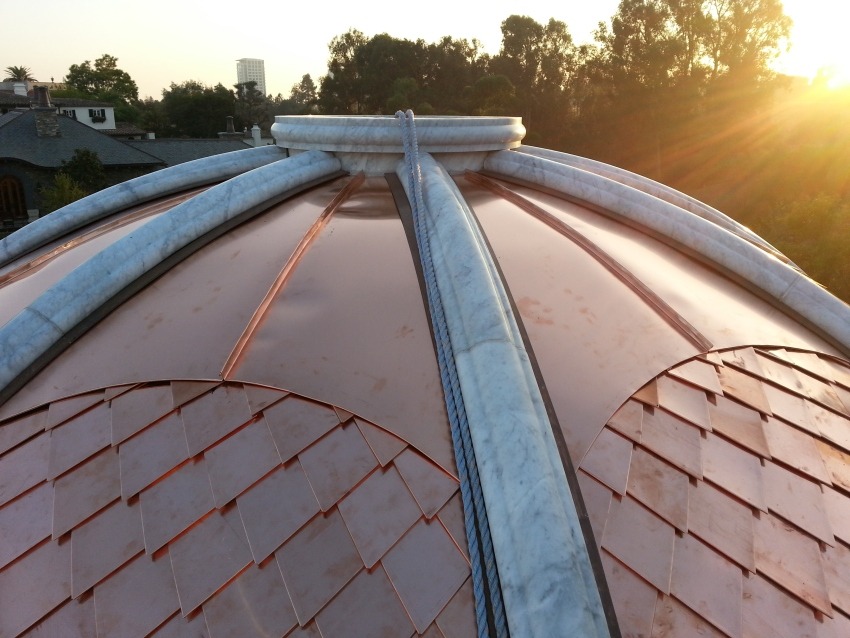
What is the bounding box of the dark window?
[0,176,27,220]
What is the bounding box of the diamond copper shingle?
[47,402,112,480]
[762,461,834,545]
[0,407,46,455]
[626,446,689,532]
[741,572,821,638]
[640,408,702,479]
[687,481,756,572]
[762,416,831,485]
[606,399,644,443]
[580,427,634,496]
[707,394,770,457]
[110,384,173,445]
[264,395,341,463]
[180,384,252,457]
[46,391,104,430]
[668,358,723,395]
[717,366,772,415]
[0,481,52,570]
[601,551,658,638]
[118,411,190,499]
[52,447,121,538]
[436,576,477,638]
[577,471,613,546]
[355,418,407,467]
[393,448,459,519]
[656,375,712,430]
[701,433,766,512]
[0,432,49,507]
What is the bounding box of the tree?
[40,174,87,213]
[61,149,106,193]
[3,66,36,82]
[234,81,268,129]
[65,54,139,103]
[289,74,318,113]
[161,81,235,138]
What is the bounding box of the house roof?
[124,138,252,166]
[2,115,850,637]
[0,109,163,168]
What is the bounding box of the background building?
[236,58,266,96]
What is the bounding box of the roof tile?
[640,408,702,478]
[118,411,190,498]
[356,418,407,466]
[650,595,727,638]
[721,347,765,377]
[315,567,415,638]
[823,486,850,545]
[763,461,833,545]
[606,399,644,443]
[688,481,755,571]
[762,383,818,435]
[436,577,476,638]
[702,433,765,511]
[52,448,120,538]
[0,432,49,506]
[149,610,210,638]
[338,466,422,568]
[742,572,820,638]
[22,596,97,638]
[437,493,469,560]
[0,407,46,455]
[110,384,174,445]
[71,499,144,596]
[708,394,770,457]
[656,375,712,430]
[170,381,219,409]
[181,385,252,456]
[580,427,633,495]
[243,385,288,416]
[168,507,253,615]
[577,471,613,547]
[47,402,111,479]
[202,561,297,638]
[393,448,458,518]
[822,541,850,615]
[0,481,52,570]
[601,551,658,638]
[717,366,771,414]
[808,404,850,454]
[382,518,469,634]
[265,396,341,463]
[627,447,689,532]
[276,509,363,625]
[46,391,104,429]
[669,359,723,394]
[816,441,850,492]
[763,416,831,484]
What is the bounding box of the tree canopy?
[64,54,139,103]
[160,81,235,138]
[3,66,36,82]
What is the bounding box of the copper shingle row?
[0,382,473,637]
[579,347,850,637]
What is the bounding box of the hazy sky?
[4,0,848,99]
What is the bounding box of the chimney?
[13,82,27,96]
[217,116,243,140]
[226,116,235,133]
[251,124,261,146]
[147,132,156,140]
[33,86,61,138]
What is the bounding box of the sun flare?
[776,0,850,88]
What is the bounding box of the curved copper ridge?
[579,347,850,637]
[0,381,473,637]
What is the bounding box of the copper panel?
[171,381,219,410]
[819,611,850,638]
[47,402,111,479]
[633,380,660,407]
[688,481,755,571]
[822,357,850,389]
[721,347,765,376]
[139,459,215,553]
[275,509,363,625]
[762,382,818,435]
[299,422,378,511]
[52,448,120,538]
[0,482,52,570]
[119,411,190,498]
[780,350,836,382]
[808,404,850,454]
[651,596,728,638]
[23,596,96,637]
[202,562,297,638]
[763,416,831,484]
[264,395,341,463]
[669,359,723,394]
[420,623,447,638]
[150,610,210,638]
[823,486,850,544]
[237,461,320,563]
[181,385,252,457]
[797,375,847,414]
[754,352,809,394]
[0,432,48,506]
[46,391,105,429]
[742,572,820,638]
[338,466,422,568]
[71,499,144,597]
[315,566,415,638]
[0,538,70,637]
[600,551,658,638]
[168,507,253,615]
[393,448,458,519]
[818,441,850,492]
[93,552,179,637]
[753,512,831,615]
[577,471,613,547]
[626,447,689,532]
[103,384,135,402]
[702,433,765,511]
[601,495,675,593]
[110,384,174,444]
[436,577,476,638]
[437,493,469,561]
[0,407,46,455]
[465,181,698,465]
[822,541,850,614]
[286,621,323,637]
[205,419,280,507]
[243,385,288,416]
[640,408,702,478]
[382,518,469,634]
[607,399,644,443]
[708,395,770,457]
[670,534,743,638]
[579,427,633,496]
[763,462,833,545]
[1,191,333,418]
[656,375,712,430]
[356,418,407,467]
[717,367,772,414]
[232,181,455,473]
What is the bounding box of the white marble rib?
[396,153,610,637]
[0,150,341,394]
[0,145,287,268]
[515,145,789,262]
[484,150,850,353]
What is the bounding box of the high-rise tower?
[235,58,266,95]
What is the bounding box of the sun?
[776,0,850,88]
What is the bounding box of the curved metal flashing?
[396,150,610,637]
[0,145,287,268]
[483,150,850,355]
[0,151,342,401]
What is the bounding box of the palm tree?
[3,66,36,82]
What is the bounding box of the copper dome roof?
[2,114,850,637]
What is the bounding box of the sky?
[3,0,849,99]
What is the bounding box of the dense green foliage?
[3,65,36,81]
